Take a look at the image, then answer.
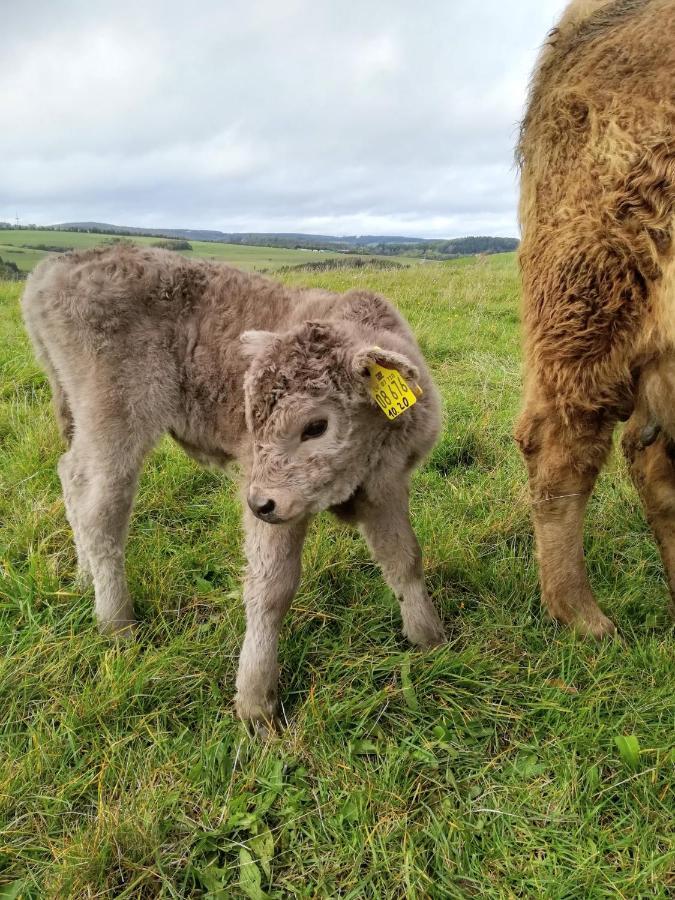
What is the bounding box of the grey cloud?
[1,0,568,237]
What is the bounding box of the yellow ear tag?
[367,360,422,420]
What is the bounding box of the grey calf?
[22,245,445,728]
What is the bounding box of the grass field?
[0,229,421,274]
[0,254,673,898]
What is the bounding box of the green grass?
[0,229,421,274]
[0,255,673,898]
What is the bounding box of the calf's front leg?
[355,486,446,647]
[235,509,307,728]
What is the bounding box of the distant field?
[1,254,672,897]
[0,229,421,274]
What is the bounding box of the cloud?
[1,0,568,237]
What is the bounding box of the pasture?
[0,229,420,275]
[0,255,673,897]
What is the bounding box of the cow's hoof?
[573,611,617,639]
[550,608,617,639]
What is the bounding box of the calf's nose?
[247,493,276,519]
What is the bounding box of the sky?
[2,0,569,239]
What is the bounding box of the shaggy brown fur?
[22,244,445,730]
[515,0,675,635]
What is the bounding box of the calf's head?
[241,321,419,523]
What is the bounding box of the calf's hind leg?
[58,451,93,588]
[515,396,617,637]
[65,416,155,637]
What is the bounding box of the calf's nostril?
[247,492,277,517]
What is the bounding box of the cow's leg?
[235,509,307,730]
[351,486,446,647]
[515,395,617,637]
[623,404,675,618]
[65,421,153,637]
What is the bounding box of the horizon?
[2,220,521,243]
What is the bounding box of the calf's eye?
[301,419,328,441]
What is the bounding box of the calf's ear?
[240,330,277,360]
[352,346,420,385]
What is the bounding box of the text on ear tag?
[368,363,422,420]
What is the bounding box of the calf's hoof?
[244,719,277,741]
[235,691,279,738]
[408,625,447,649]
[403,609,447,649]
[98,618,137,641]
[74,566,93,590]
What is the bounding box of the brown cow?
[515,0,675,636]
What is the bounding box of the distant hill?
[22,222,519,260]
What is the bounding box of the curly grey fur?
[22,245,445,727]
